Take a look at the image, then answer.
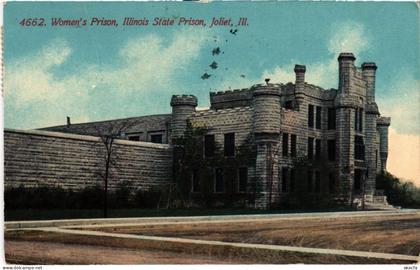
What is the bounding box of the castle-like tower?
[168,52,391,209]
[170,95,198,140]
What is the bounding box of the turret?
[377,117,391,171]
[294,64,306,108]
[252,84,281,136]
[170,95,197,141]
[362,62,378,103]
[338,53,356,94]
[252,84,281,209]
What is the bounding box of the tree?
[173,123,257,208]
[93,120,135,218]
[376,172,420,208]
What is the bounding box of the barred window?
[308,104,314,128]
[316,106,322,129]
[355,108,363,132]
[308,137,314,160]
[354,136,365,160]
[282,133,289,157]
[290,135,297,157]
[224,133,235,157]
[204,135,215,157]
[328,108,336,130]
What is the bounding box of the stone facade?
[4,129,173,191]
[4,52,391,209]
[168,52,391,208]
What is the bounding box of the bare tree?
[93,120,135,218]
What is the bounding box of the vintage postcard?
[2,1,420,266]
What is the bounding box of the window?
[328,140,336,161]
[290,135,297,157]
[328,108,336,130]
[315,139,321,160]
[284,100,293,109]
[307,170,313,192]
[215,168,224,193]
[204,135,215,157]
[224,133,235,157]
[238,167,248,192]
[191,169,200,193]
[316,106,322,129]
[128,135,140,141]
[308,104,314,128]
[355,108,363,132]
[150,134,163,144]
[308,137,314,160]
[290,169,295,192]
[329,172,336,193]
[281,167,288,192]
[354,136,365,160]
[315,171,321,193]
[282,133,289,157]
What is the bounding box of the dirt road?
[5,240,243,264]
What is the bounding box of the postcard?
[2,1,419,265]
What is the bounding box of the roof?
[40,114,172,136]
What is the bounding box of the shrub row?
[4,183,168,210]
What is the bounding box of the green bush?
[376,172,420,208]
[4,182,180,210]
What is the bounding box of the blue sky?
[3,2,420,183]
[4,1,419,133]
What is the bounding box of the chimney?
[361,62,377,103]
[67,116,71,128]
[337,52,356,93]
[294,64,306,85]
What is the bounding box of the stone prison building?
[4,53,391,209]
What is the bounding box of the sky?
[3,2,419,184]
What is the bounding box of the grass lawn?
[90,213,420,256]
[5,212,419,264]
[5,206,353,221]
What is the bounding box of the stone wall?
[4,129,173,191]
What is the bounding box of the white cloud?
[388,128,420,186]
[261,59,337,89]
[260,21,370,89]
[103,30,206,93]
[5,39,74,107]
[328,21,370,56]
[5,30,207,128]
[377,75,420,135]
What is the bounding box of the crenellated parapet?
[170,95,198,107]
[210,88,253,109]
